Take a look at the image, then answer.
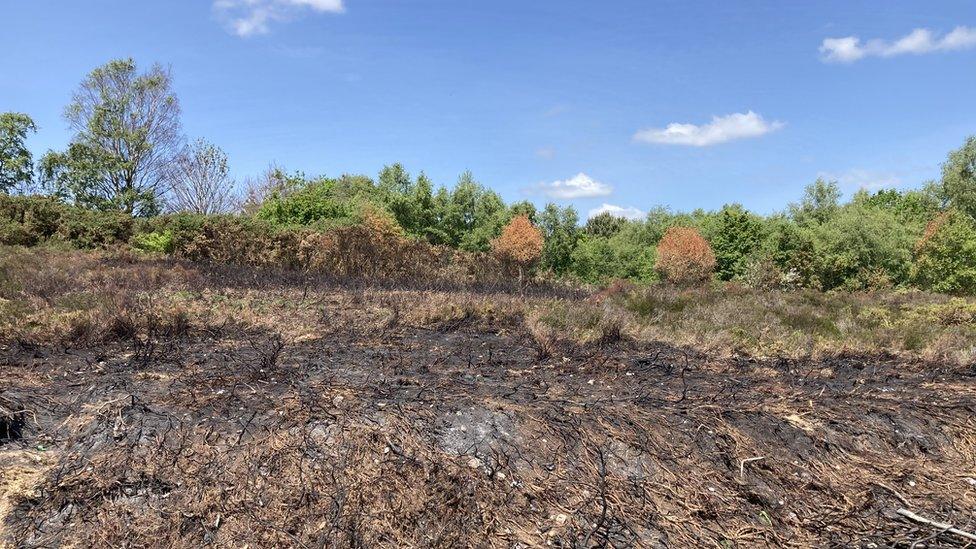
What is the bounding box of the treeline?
[1,58,975,294]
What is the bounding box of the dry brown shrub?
[299,211,450,281]
[655,226,716,284]
[490,215,543,282]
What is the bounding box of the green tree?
[378,163,412,197]
[813,203,914,290]
[537,203,579,275]
[405,171,440,240]
[256,176,361,227]
[790,178,841,225]
[0,112,37,193]
[585,211,625,238]
[711,203,765,280]
[507,200,537,222]
[912,209,976,295]
[437,171,506,251]
[940,136,976,219]
[853,187,941,229]
[766,215,818,287]
[40,58,182,215]
[569,234,618,283]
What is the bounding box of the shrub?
[56,208,135,249]
[490,215,543,280]
[0,195,66,245]
[912,210,976,295]
[655,226,715,284]
[812,204,914,290]
[131,230,174,254]
[299,209,455,281]
[711,204,765,281]
[256,178,364,227]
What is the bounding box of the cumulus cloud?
[820,26,976,63]
[214,0,344,37]
[588,204,646,220]
[819,169,902,191]
[633,111,783,147]
[535,173,612,199]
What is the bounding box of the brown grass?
[2,247,976,547]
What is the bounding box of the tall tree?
[0,112,37,193]
[585,211,625,238]
[168,139,235,214]
[538,203,579,275]
[377,163,412,196]
[40,58,183,215]
[790,178,841,225]
[940,136,976,219]
[711,203,765,281]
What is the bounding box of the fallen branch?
[896,508,976,543]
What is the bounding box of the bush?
[490,215,543,279]
[912,210,976,295]
[711,204,765,281]
[56,208,134,248]
[655,226,715,284]
[0,195,66,245]
[812,204,913,290]
[256,178,365,227]
[131,230,174,254]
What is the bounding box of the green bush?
[257,179,364,227]
[56,208,134,249]
[0,195,66,245]
[711,204,765,281]
[912,210,976,295]
[131,230,174,254]
[811,204,914,290]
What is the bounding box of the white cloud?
[633,111,783,147]
[588,204,646,220]
[214,0,344,37]
[536,173,612,199]
[819,169,902,191]
[535,147,556,160]
[820,26,976,63]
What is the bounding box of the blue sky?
[2,1,975,218]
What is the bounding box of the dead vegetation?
[2,246,976,547]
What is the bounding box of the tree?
[0,112,37,194]
[711,203,765,281]
[538,203,579,275]
[790,178,841,225]
[912,210,976,295]
[491,214,544,284]
[655,226,715,284]
[940,136,976,219]
[40,58,183,215]
[569,234,618,283]
[585,212,625,238]
[377,163,412,197]
[436,171,507,251]
[168,139,235,214]
[812,203,914,290]
[239,164,296,215]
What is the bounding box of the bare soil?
[1,280,975,547]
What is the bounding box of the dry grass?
[533,282,976,364]
[2,247,976,547]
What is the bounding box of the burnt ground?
[1,288,976,548]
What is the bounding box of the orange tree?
[655,226,716,284]
[491,214,544,284]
